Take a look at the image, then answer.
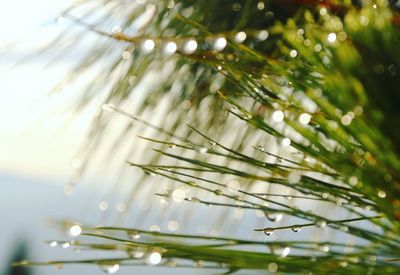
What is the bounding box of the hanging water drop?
[213,37,227,51]
[234,31,247,43]
[99,263,120,274]
[199,147,208,153]
[183,39,197,54]
[147,252,162,265]
[256,145,265,152]
[190,197,200,203]
[272,213,283,222]
[69,224,82,237]
[288,172,301,184]
[291,226,301,233]
[47,241,58,247]
[128,231,141,240]
[142,39,155,53]
[227,180,240,193]
[299,113,311,125]
[257,30,269,41]
[164,41,177,55]
[280,247,290,258]
[60,241,71,248]
[172,188,186,203]
[316,219,327,228]
[102,103,115,112]
[129,247,146,258]
[272,110,284,122]
[193,260,204,268]
[320,245,330,252]
[264,228,274,236]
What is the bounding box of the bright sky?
[0,0,94,179]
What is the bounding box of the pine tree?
[15,0,400,273]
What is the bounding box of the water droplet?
[291,226,301,233]
[316,219,327,228]
[128,75,136,85]
[122,50,131,59]
[183,39,197,54]
[47,241,58,247]
[271,213,283,222]
[314,44,322,52]
[99,201,109,211]
[164,41,177,55]
[149,225,161,232]
[388,64,397,76]
[272,110,284,122]
[213,189,223,196]
[199,147,208,153]
[338,31,347,41]
[128,231,141,240]
[264,228,274,236]
[377,190,386,198]
[69,224,82,237]
[213,37,227,51]
[129,247,146,258]
[339,225,349,232]
[299,113,311,125]
[288,172,301,184]
[227,180,240,192]
[147,252,162,265]
[102,103,115,112]
[189,197,200,203]
[257,30,269,41]
[257,1,265,10]
[234,31,247,43]
[268,262,278,272]
[111,25,121,34]
[165,259,177,267]
[280,247,290,258]
[289,49,298,58]
[60,241,71,248]
[341,114,352,126]
[349,176,358,186]
[172,188,186,202]
[327,32,337,43]
[281,138,291,146]
[187,181,197,187]
[256,145,265,152]
[142,39,155,53]
[168,220,179,231]
[360,16,369,26]
[321,245,330,252]
[193,260,204,268]
[116,202,127,212]
[99,263,120,274]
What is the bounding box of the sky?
[0,0,92,179]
